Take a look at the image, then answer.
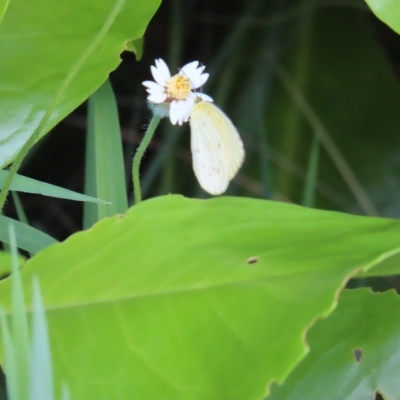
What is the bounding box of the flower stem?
[132,114,161,204]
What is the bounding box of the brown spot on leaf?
[353,349,362,362]
[247,256,259,265]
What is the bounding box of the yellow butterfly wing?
[189,101,245,195]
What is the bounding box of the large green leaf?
[0,0,160,168]
[269,288,400,399]
[365,0,400,35]
[0,251,25,277]
[0,196,400,400]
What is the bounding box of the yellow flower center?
[166,74,191,100]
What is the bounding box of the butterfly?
[189,99,245,195]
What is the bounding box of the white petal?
[147,92,167,103]
[169,100,187,125]
[151,66,166,86]
[155,59,171,77]
[169,101,180,125]
[169,110,179,125]
[181,104,191,123]
[182,95,196,122]
[180,61,208,89]
[143,82,165,98]
[142,81,163,91]
[151,59,170,86]
[196,93,213,103]
[180,61,200,78]
[190,72,209,89]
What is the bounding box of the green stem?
[132,114,161,204]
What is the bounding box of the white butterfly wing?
[190,102,245,195]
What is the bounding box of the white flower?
[143,59,213,125]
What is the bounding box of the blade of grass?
[1,225,67,400]
[29,277,53,400]
[0,216,57,254]
[159,0,185,195]
[10,222,30,400]
[207,0,263,86]
[61,384,70,400]
[273,60,378,216]
[0,170,109,204]
[275,0,314,198]
[302,134,320,207]
[0,308,17,400]
[84,79,128,229]
[11,192,29,226]
[168,0,184,72]
[236,2,283,199]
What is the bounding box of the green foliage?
[365,0,400,35]
[265,5,400,214]
[0,0,160,168]
[269,289,400,399]
[1,225,70,400]
[1,0,400,399]
[1,196,400,399]
[2,225,30,400]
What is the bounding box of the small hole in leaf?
[247,256,259,265]
[375,391,384,400]
[353,349,362,362]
